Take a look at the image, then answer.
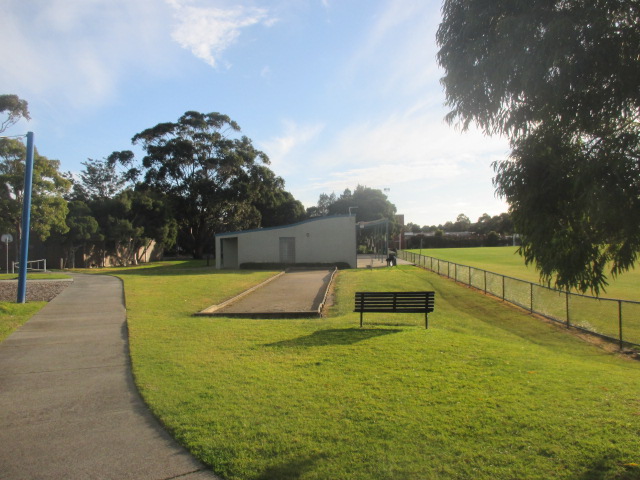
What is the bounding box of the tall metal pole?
[17,132,35,303]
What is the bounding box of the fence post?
[618,300,623,350]
[530,283,534,313]
[565,292,570,327]
[468,266,472,287]
[502,275,505,301]
[484,271,487,294]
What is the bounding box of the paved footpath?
[209,268,334,317]
[0,274,219,480]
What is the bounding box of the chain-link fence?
[400,250,640,348]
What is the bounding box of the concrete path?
[0,274,218,480]
[200,268,335,318]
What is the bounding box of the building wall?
[216,215,356,269]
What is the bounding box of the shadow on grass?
[266,328,401,348]
[577,454,640,480]
[256,453,328,480]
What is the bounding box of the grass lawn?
[113,262,640,480]
[0,302,46,342]
[0,273,72,280]
[0,273,71,342]
[407,247,640,301]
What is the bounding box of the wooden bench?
[354,291,435,329]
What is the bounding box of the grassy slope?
[408,247,639,301]
[120,263,640,480]
[0,302,46,342]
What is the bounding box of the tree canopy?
[437,0,640,293]
[72,157,128,201]
[0,94,30,133]
[0,138,71,254]
[114,111,294,258]
[309,186,397,223]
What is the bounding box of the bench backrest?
[354,291,435,313]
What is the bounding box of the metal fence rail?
[400,250,640,348]
[11,258,47,274]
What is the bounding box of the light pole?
[1,234,13,274]
[17,132,35,303]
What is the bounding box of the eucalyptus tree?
[58,200,101,268]
[248,165,305,227]
[0,94,30,133]
[437,0,640,293]
[0,138,70,259]
[327,186,396,222]
[71,157,129,201]
[113,111,273,258]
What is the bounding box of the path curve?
[0,274,219,480]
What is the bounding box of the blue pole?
[17,132,35,303]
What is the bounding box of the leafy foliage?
[437,0,640,293]
[0,94,30,133]
[72,157,128,201]
[0,138,71,254]
[116,111,284,258]
[310,186,397,223]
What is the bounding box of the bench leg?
[360,311,363,328]
[425,312,428,329]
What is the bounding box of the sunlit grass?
[115,262,640,480]
[0,273,71,280]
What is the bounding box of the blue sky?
[2,0,509,227]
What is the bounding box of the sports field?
[406,247,639,301]
[111,261,639,480]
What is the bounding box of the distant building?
[215,215,357,269]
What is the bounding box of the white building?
[215,215,357,269]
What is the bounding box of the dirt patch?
[0,281,71,302]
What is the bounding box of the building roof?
[215,215,353,238]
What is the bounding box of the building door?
[279,237,296,264]
[221,237,239,269]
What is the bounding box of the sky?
[1,0,510,227]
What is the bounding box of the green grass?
[0,302,47,342]
[407,247,640,301]
[113,262,640,480]
[0,272,70,341]
[0,272,72,280]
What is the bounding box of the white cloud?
[260,120,325,172]
[284,1,509,224]
[167,1,275,68]
[341,2,441,96]
[260,65,272,78]
[309,103,506,171]
[282,102,509,224]
[0,0,174,109]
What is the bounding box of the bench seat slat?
[354,291,435,329]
